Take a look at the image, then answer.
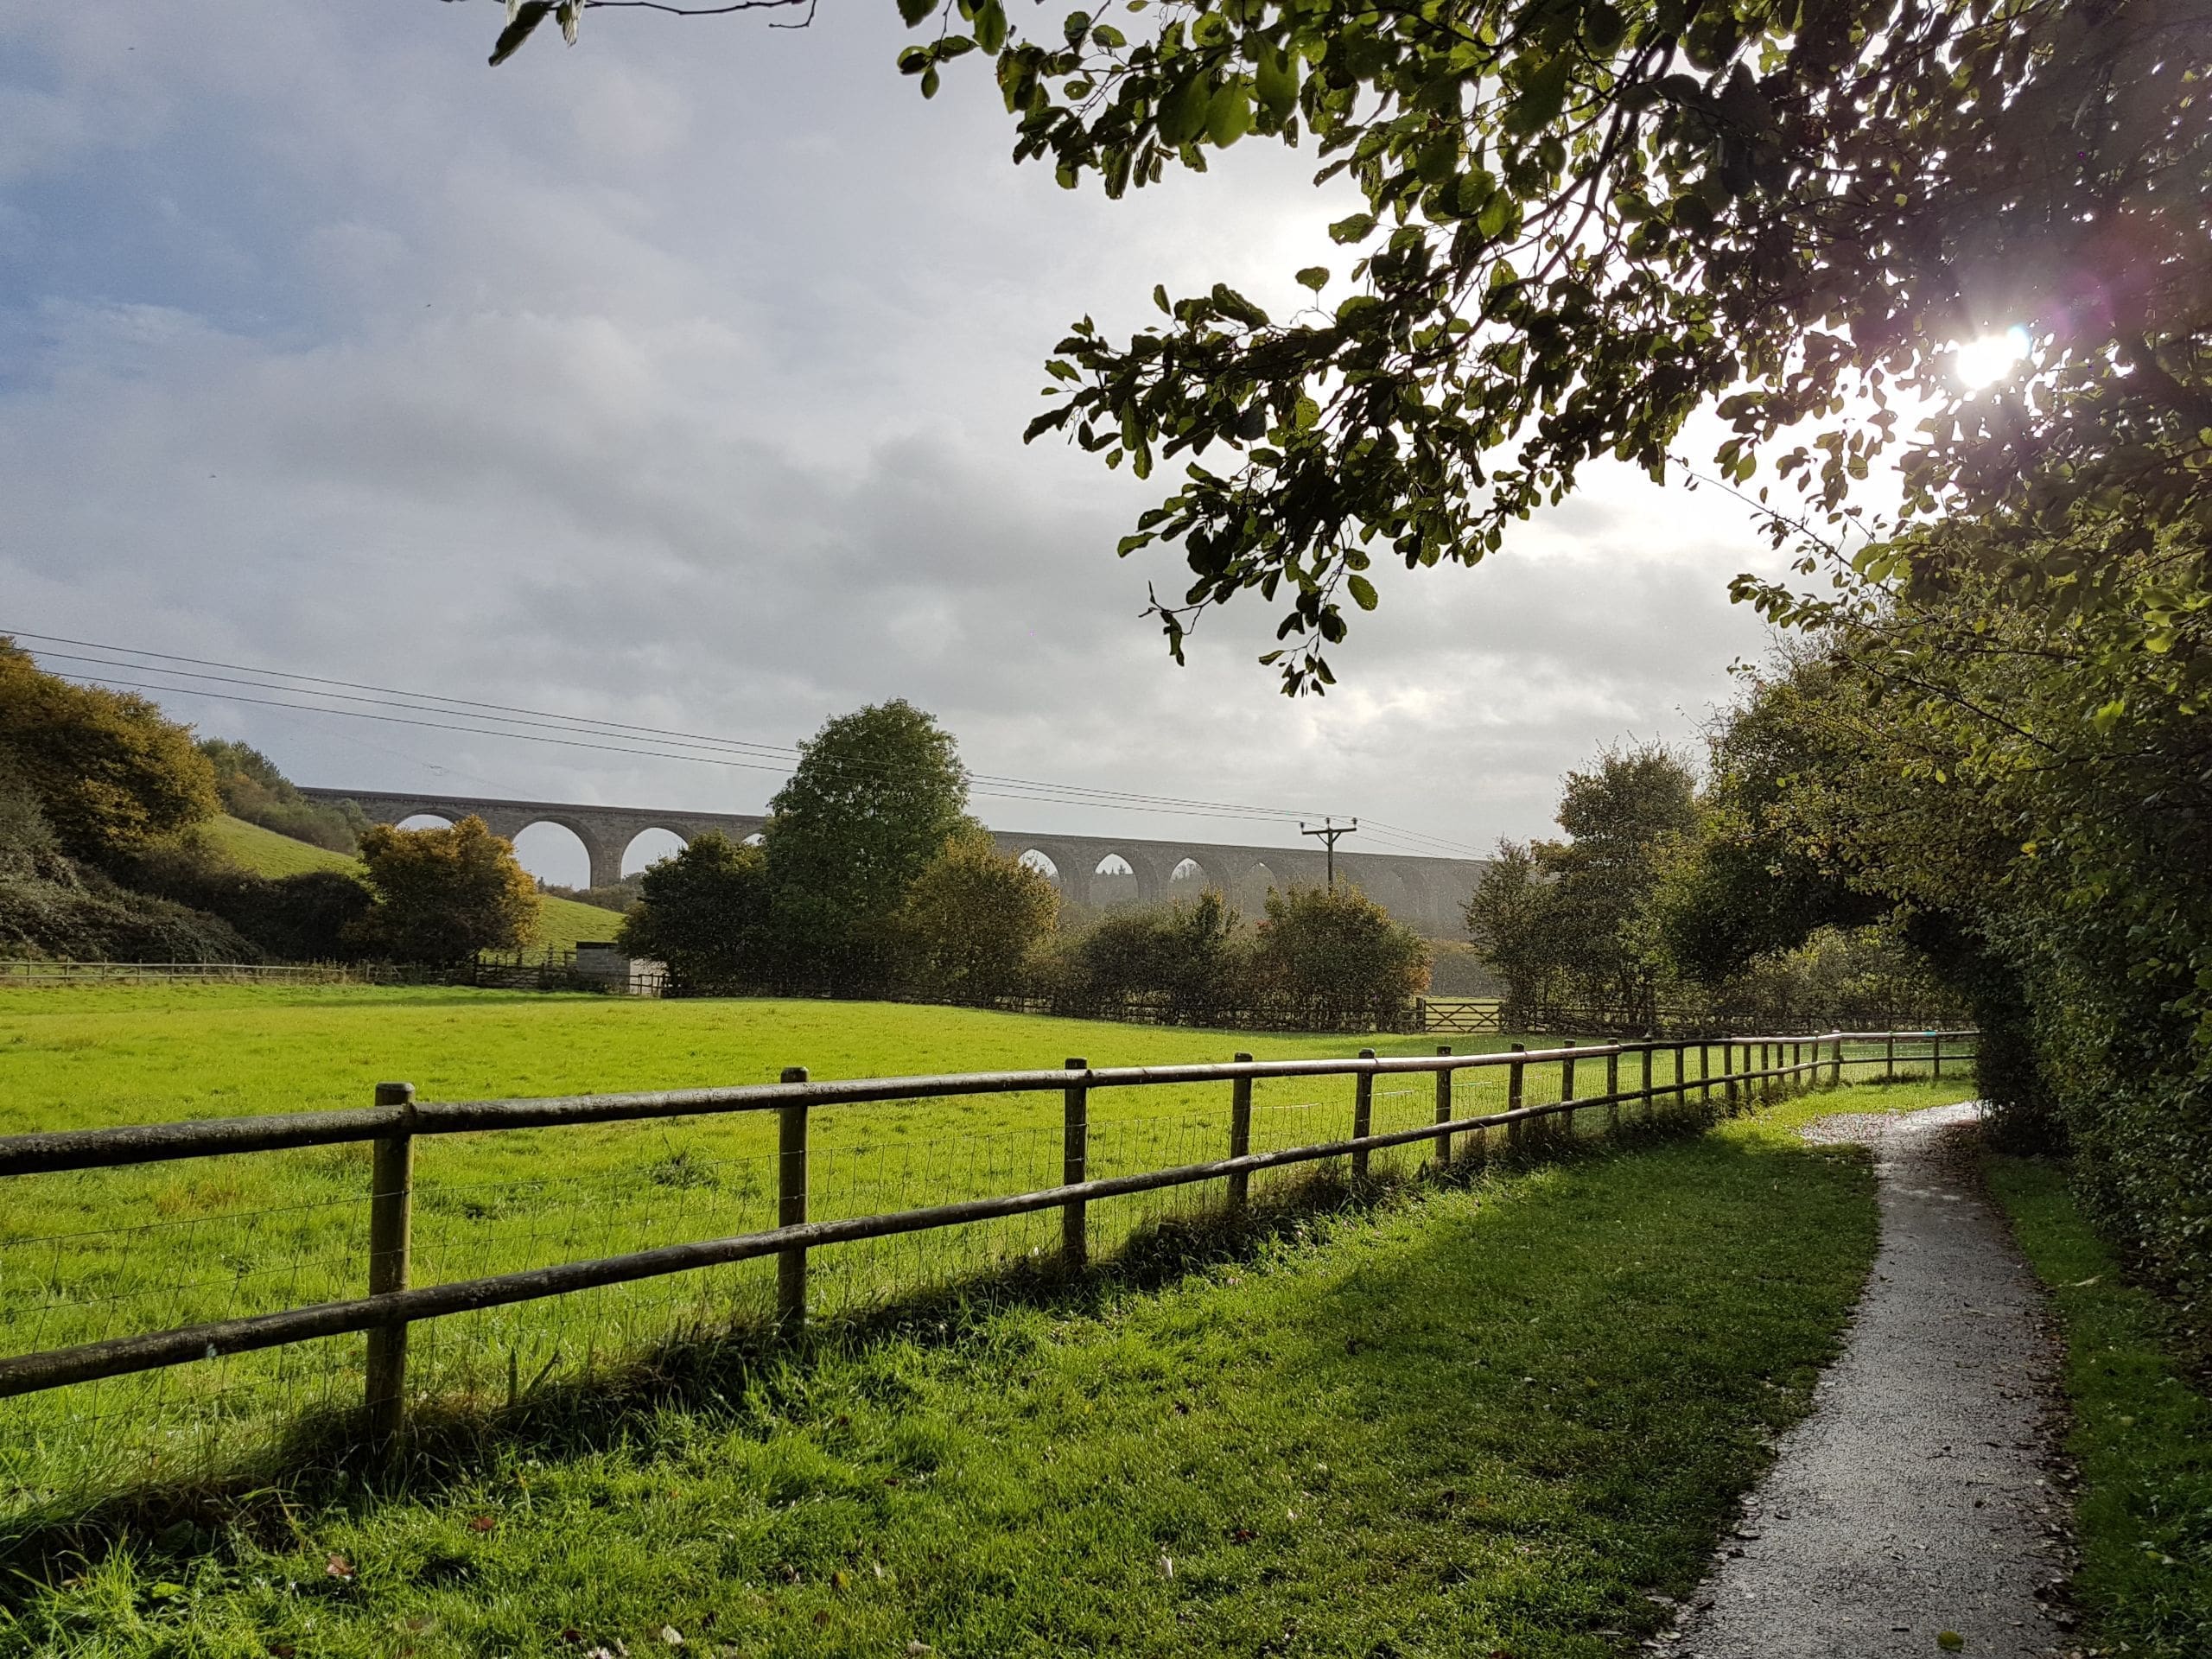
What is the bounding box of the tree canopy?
[762,699,976,991]
[351,816,542,963]
[0,639,219,860]
[618,830,774,989]
[487,0,2209,692]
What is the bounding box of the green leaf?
[1327,213,1376,245]
[898,0,937,24]
[1503,53,1572,136]
[1255,42,1298,118]
[1936,1636,1964,1654]
[1295,265,1330,290]
[1293,395,1320,430]
[1206,82,1252,147]
[921,63,942,98]
[974,0,1007,54]
[1346,573,1378,611]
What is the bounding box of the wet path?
[1668,1103,2073,1658]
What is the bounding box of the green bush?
[617,832,772,990]
[0,639,219,861]
[894,833,1058,999]
[198,738,367,853]
[1252,885,1430,1030]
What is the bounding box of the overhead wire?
[10,626,1494,855]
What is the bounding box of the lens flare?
[1953,326,2031,390]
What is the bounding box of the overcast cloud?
[1,2,1790,887]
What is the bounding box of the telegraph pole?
[1300,816,1357,889]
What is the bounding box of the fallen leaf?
[325,1554,355,1581]
[659,1627,684,1647]
[1159,1554,1173,1579]
[468,1515,497,1532]
[1937,1634,1965,1653]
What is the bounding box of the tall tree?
[485,3,2212,693]
[762,699,975,991]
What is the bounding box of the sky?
[0,2,1794,888]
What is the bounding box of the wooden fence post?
[1228,1053,1254,1211]
[1605,1049,1620,1131]
[365,1081,415,1448]
[1699,1041,1712,1107]
[1886,1031,1897,1082]
[1063,1058,1089,1266]
[1932,1032,1943,1077]
[1641,1044,1655,1121]
[1831,1033,1844,1087]
[1507,1042,1526,1154]
[777,1067,809,1332]
[1561,1040,1578,1137]
[1433,1046,1452,1168]
[1352,1049,1376,1180]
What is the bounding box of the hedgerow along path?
[0,1065,1983,1658]
[0,984,1960,1516]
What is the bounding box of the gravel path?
[1664,1103,2074,1658]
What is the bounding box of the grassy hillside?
[203,815,626,952]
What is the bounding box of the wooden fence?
[0,1028,1974,1450]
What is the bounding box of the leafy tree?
[1057,887,1247,1020]
[1462,839,1558,1013]
[198,738,367,854]
[617,833,772,989]
[487,3,2209,693]
[0,639,219,860]
[896,831,1060,996]
[1252,883,1428,1027]
[762,700,975,992]
[1466,744,1697,1021]
[349,816,541,964]
[1544,743,1699,1016]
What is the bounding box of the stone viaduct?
[304,788,1489,938]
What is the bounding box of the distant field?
[204,814,626,952]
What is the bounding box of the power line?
[6,628,1365,829]
[9,626,1497,857]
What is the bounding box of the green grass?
[0,1096,1882,1658]
[1986,1157,2212,1659]
[202,815,625,954]
[3,988,1559,1505]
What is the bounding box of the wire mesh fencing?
[0,1030,1974,1515]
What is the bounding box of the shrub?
[350,817,540,964]
[617,833,770,990]
[0,639,219,861]
[1053,890,1249,1022]
[895,833,1058,998]
[198,738,367,853]
[1252,885,1429,1030]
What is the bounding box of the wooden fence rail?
[0,1029,1974,1446]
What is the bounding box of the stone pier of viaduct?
[304,788,1489,938]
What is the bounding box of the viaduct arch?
[304,788,1489,937]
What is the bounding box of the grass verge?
[0,1104,1878,1658]
[1986,1157,2212,1659]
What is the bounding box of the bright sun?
[1953,327,2031,390]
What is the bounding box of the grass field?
[0,991,1891,1513]
[203,816,626,954]
[0,1033,1961,1657]
[1986,1158,2212,1659]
